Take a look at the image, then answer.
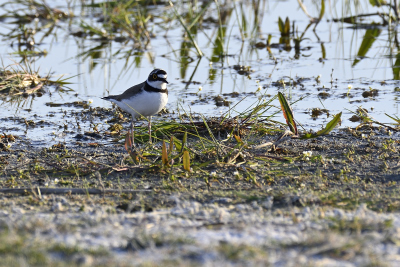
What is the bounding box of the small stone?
[52,202,63,212]
[73,254,94,266]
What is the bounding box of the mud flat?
[0,114,399,266]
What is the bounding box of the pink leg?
[130,118,135,148]
[148,116,152,143]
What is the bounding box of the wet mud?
[0,108,399,266]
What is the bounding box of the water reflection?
[0,0,398,143]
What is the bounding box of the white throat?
[147,79,167,90]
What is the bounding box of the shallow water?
[0,0,399,144]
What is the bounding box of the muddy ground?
[0,107,400,266]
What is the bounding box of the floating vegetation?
[362,88,379,98]
[213,95,230,107]
[0,62,69,93]
[318,92,330,99]
[311,108,329,118]
[0,61,73,108]
[232,65,253,76]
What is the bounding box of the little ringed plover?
[102,68,168,143]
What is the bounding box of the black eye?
[152,74,157,79]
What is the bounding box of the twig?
[254,130,295,150]
[332,12,385,23]
[297,0,317,22]
[0,187,152,195]
[254,154,290,162]
[13,83,43,96]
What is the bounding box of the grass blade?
[168,135,174,155]
[169,1,203,57]
[301,112,342,139]
[183,150,190,172]
[234,135,243,144]
[318,0,325,20]
[385,113,400,124]
[278,92,298,135]
[124,132,132,152]
[162,140,169,167]
[187,1,213,30]
[353,28,381,66]
[180,131,188,154]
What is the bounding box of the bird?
[102,68,168,144]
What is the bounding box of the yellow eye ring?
[153,74,157,79]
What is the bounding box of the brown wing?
[102,82,145,101]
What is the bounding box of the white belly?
[111,91,168,119]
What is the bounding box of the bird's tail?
[102,96,115,100]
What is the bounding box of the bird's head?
[147,69,168,89]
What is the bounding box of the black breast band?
[144,82,168,94]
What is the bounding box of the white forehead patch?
[158,74,167,79]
